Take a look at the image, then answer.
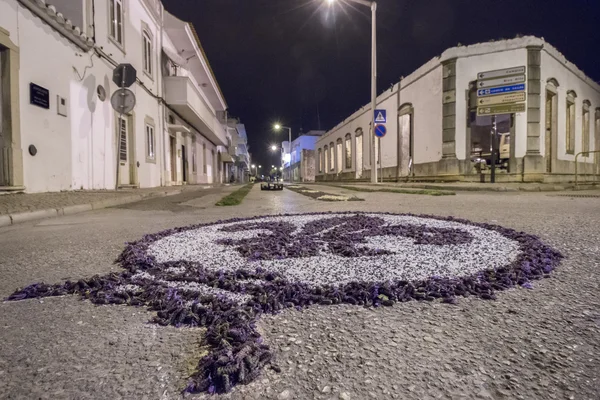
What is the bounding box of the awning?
[219,152,235,163]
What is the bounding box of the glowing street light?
[271,145,277,152]
[326,0,378,183]
[273,124,292,149]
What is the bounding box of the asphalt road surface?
[0,185,598,400]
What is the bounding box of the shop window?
[469,113,511,165]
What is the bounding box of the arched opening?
[329,142,335,173]
[336,138,343,173]
[582,100,591,157]
[545,79,559,172]
[566,90,577,155]
[398,103,414,178]
[344,133,352,169]
[323,145,328,175]
[318,148,323,174]
[595,109,600,175]
[355,128,363,179]
[467,81,514,173]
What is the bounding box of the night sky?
[161,0,600,169]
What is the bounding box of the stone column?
[442,58,457,159]
[0,26,24,188]
[523,45,545,178]
[438,57,461,176]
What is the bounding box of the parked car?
[471,133,510,170]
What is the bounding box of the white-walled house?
[0,0,235,193]
[161,10,228,186]
[316,36,600,183]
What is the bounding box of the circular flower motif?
[149,213,516,288]
[6,212,563,395]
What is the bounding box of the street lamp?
[273,124,292,144]
[271,145,278,152]
[327,0,378,183]
[274,124,292,181]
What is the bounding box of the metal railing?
[574,150,600,187]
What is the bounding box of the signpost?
[477,103,526,116]
[477,92,526,106]
[374,109,387,124]
[477,83,525,97]
[477,66,525,80]
[374,124,386,138]
[477,75,525,88]
[111,64,138,190]
[476,66,527,183]
[374,111,387,183]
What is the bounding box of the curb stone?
[0,214,11,227]
[10,209,58,224]
[2,189,183,227]
[62,204,93,215]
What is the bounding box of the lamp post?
[274,124,292,182]
[327,0,377,183]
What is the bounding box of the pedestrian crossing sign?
[374,109,387,123]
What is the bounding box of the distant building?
[282,130,325,182]
[0,0,246,193]
[316,36,600,183]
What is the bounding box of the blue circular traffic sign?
[375,124,387,138]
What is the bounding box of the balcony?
[164,76,227,146]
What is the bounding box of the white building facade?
[316,37,600,183]
[282,130,324,182]
[0,0,237,193]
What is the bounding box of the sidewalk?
[0,184,224,227]
[319,181,599,193]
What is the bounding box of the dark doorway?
[170,136,176,182]
[181,145,187,183]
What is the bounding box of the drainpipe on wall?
[159,4,166,187]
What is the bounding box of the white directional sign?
[374,109,387,124]
[477,83,525,97]
[477,92,526,106]
[477,103,526,116]
[478,75,526,88]
[477,66,526,80]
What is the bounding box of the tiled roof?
[19,0,94,51]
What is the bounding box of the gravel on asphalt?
[0,186,598,399]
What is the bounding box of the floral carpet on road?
[7,212,563,394]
